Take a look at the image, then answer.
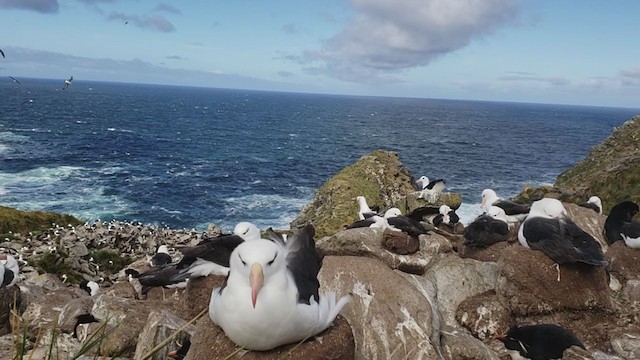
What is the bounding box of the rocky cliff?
[516,115,640,213]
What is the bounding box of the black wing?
[346,218,375,229]
[624,221,640,238]
[448,210,460,224]
[0,49,4,58]
[136,264,185,294]
[426,179,445,190]
[150,253,172,267]
[177,234,244,268]
[463,215,509,248]
[387,215,428,236]
[494,199,530,215]
[2,269,14,287]
[406,206,440,222]
[578,202,600,213]
[9,76,20,85]
[265,227,286,246]
[286,225,323,304]
[523,217,607,266]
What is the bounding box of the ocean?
[1,78,638,230]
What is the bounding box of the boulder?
[178,275,226,320]
[423,254,498,327]
[184,314,354,360]
[21,287,87,333]
[57,296,95,334]
[496,246,611,316]
[606,241,640,282]
[439,325,501,360]
[458,242,511,263]
[455,290,511,341]
[381,229,420,255]
[290,150,416,238]
[316,228,452,275]
[86,294,174,357]
[133,310,196,360]
[610,327,640,360]
[317,256,438,359]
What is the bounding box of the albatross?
[0,255,19,288]
[578,195,603,215]
[415,176,446,202]
[63,76,73,90]
[496,323,585,360]
[517,198,607,268]
[209,224,349,351]
[481,189,529,223]
[463,206,510,248]
[355,196,380,220]
[604,200,639,245]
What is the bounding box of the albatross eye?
[267,254,277,266]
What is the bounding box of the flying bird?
[209,224,350,350]
[0,49,4,58]
[9,76,20,85]
[496,323,585,360]
[63,76,73,90]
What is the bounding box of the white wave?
[0,144,8,153]
[216,192,313,230]
[0,131,29,142]
[456,202,484,226]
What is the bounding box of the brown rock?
[317,256,438,359]
[178,275,226,320]
[57,296,95,334]
[459,242,511,263]
[381,229,419,255]
[21,287,86,333]
[496,246,611,316]
[606,241,640,282]
[317,227,450,275]
[439,325,501,360]
[456,290,511,341]
[184,314,354,360]
[565,203,608,250]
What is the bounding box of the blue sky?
[1,0,639,108]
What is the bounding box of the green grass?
[0,206,82,239]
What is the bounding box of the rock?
[458,242,511,263]
[68,242,90,257]
[610,328,640,360]
[0,286,21,336]
[606,241,640,282]
[316,228,451,275]
[290,150,416,238]
[87,295,173,357]
[496,246,611,316]
[565,202,608,250]
[563,345,596,359]
[22,287,86,333]
[381,229,420,255]
[57,296,95,334]
[455,290,511,341]
[317,256,438,359]
[424,254,498,327]
[133,310,196,360]
[25,331,82,360]
[555,115,640,212]
[178,275,226,320]
[184,314,354,360]
[439,325,501,360]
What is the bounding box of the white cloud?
[303,0,519,83]
[0,0,58,13]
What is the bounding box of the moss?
[0,206,82,236]
[90,249,134,274]
[34,250,84,284]
[290,150,416,238]
[554,115,640,213]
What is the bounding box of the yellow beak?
[249,263,264,308]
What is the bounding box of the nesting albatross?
[209,224,350,351]
[518,198,607,268]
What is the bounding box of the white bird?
[415,176,446,202]
[578,195,603,215]
[149,245,172,267]
[63,75,73,90]
[209,225,349,351]
[480,189,529,223]
[79,280,100,296]
[356,196,379,220]
[0,255,19,288]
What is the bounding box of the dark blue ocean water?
[1,79,638,229]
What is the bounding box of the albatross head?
[384,208,402,218]
[415,176,429,190]
[230,239,286,308]
[234,222,261,241]
[487,206,508,223]
[480,189,498,209]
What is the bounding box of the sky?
[1,0,639,108]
